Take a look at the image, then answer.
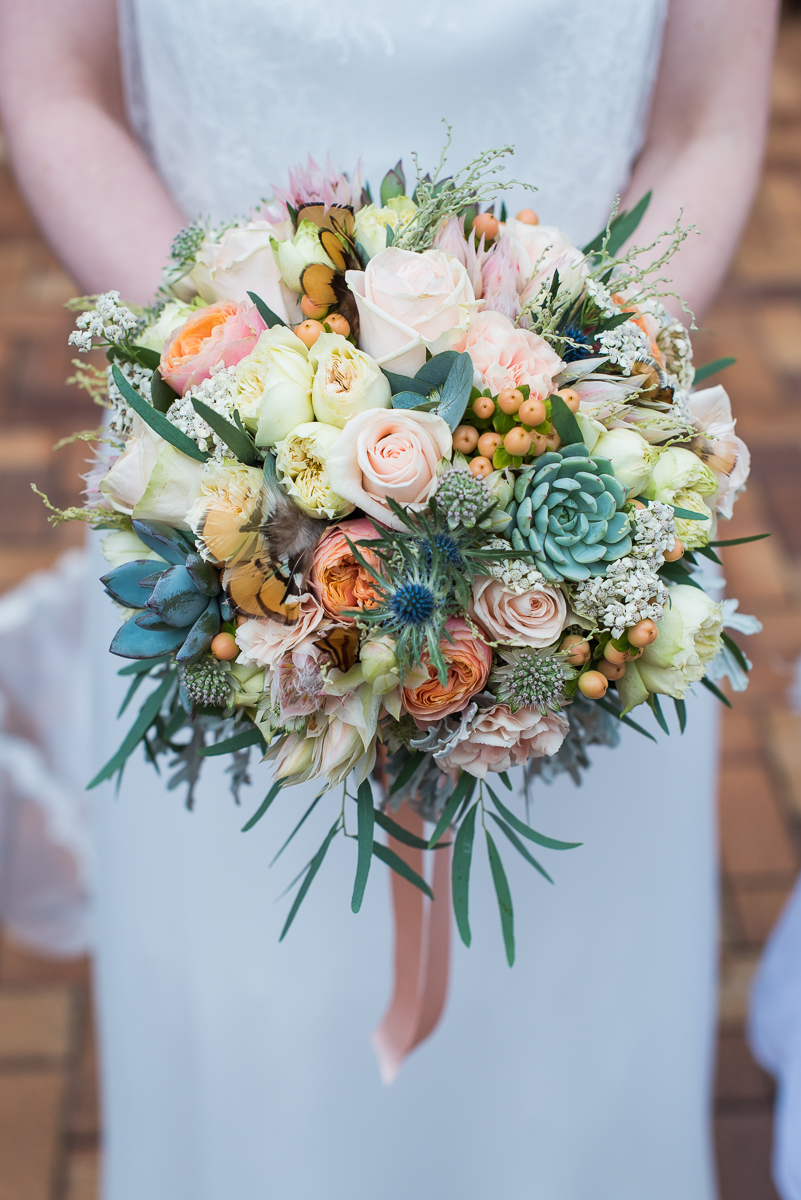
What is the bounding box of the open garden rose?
[326,408,452,531]
[234,327,315,447]
[190,221,292,320]
[311,519,382,620]
[186,460,265,562]
[160,301,266,395]
[454,310,564,398]
[469,576,567,648]
[402,618,492,722]
[308,332,391,428]
[100,416,206,529]
[275,422,353,519]
[345,247,482,374]
[438,703,570,778]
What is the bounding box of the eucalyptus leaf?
[247,291,287,328]
[372,841,433,900]
[415,351,459,389]
[693,356,736,385]
[436,352,474,431]
[241,781,283,832]
[488,812,554,884]
[87,672,174,788]
[485,786,581,851]
[352,780,375,913]
[485,830,515,967]
[451,802,478,947]
[150,368,178,414]
[198,726,266,757]
[191,397,258,465]
[549,393,584,448]
[382,369,429,397]
[279,820,340,941]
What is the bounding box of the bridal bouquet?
[48,144,760,961]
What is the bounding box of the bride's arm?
[0,0,184,305]
[622,0,780,320]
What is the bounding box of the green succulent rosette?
[502,445,631,582]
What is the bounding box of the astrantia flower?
[433,466,495,530]
[180,658,232,708]
[490,648,571,714]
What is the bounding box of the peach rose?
[311,519,383,621]
[160,300,266,395]
[403,618,491,723]
[326,408,452,532]
[438,703,569,778]
[454,310,564,400]
[235,594,325,672]
[345,247,482,375]
[470,576,567,648]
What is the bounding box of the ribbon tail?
[370,803,452,1084]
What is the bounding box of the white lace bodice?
[118,0,667,244]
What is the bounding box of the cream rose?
[454,310,564,399]
[185,459,265,562]
[326,408,453,531]
[99,416,205,530]
[469,576,567,648]
[190,221,291,321]
[353,197,417,259]
[345,247,482,375]
[234,327,315,447]
[275,421,354,519]
[438,703,569,778]
[308,333,391,428]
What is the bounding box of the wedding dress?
[85,1,723,1196]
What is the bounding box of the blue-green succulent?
[101,519,231,664]
[502,445,631,582]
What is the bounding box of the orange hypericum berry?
[477,431,503,458]
[468,456,494,479]
[598,659,626,681]
[497,387,524,414]
[295,319,325,348]
[503,427,532,457]
[211,632,239,661]
[324,313,350,337]
[452,425,479,454]
[473,213,499,241]
[472,396,495,419]
[663,539,685,562]
[301,294,329,319]
[560,635,591,667]
[555,387,581,412]
[519,397,546,427]
[628,619,658,647]
[516,209,539,225]
[578,670,609,699]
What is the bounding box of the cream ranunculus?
[99,416,205,530]
[353,197,417,259]
[325,408,453,531]
[616,583,724,712]
[345,247,482,375]
[190,221,291,321]
[234,327,315,447]
[591,428,660,497]
[275,421,355,519]
[272,219,336,293]
[135,300,196,353]
[643,445,718,548]
[308,332,391,428]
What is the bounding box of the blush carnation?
[454,310,564,399]
[438,703,569,779]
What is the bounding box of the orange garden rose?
[160,300,265,395]
[402,617,492,723]
[310,518,383,621]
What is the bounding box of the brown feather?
[314,626,360,673]
[301,262,339,307]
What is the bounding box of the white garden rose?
[345,247,482,374]
[643,445,718,548]
[99,416,205,529]
[592,428,660,497]
[190,221,291,321]
[353,197,417,259]
[616,584,724,712]
[308,332,391,428]
[135,300,196,353]
[234,327,315,447]
[271,219,335,292]
[275,421,354,519]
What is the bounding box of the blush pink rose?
[454,310,564,399]
[160,300,266,395]
[439,704,569,779]
[235,594,325,671]
[345,247,482,375]
[402,617,492,723]
[469,576,567,648]
[326,408,452,532]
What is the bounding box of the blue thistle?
[389,581,436,627]
[560,324,595,362]
[420,534,464,570]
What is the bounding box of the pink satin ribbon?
[371,804,452,1085]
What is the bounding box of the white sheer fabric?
[750,877,801,1200]
[79,1,721,1196]
[0,552,91,954]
